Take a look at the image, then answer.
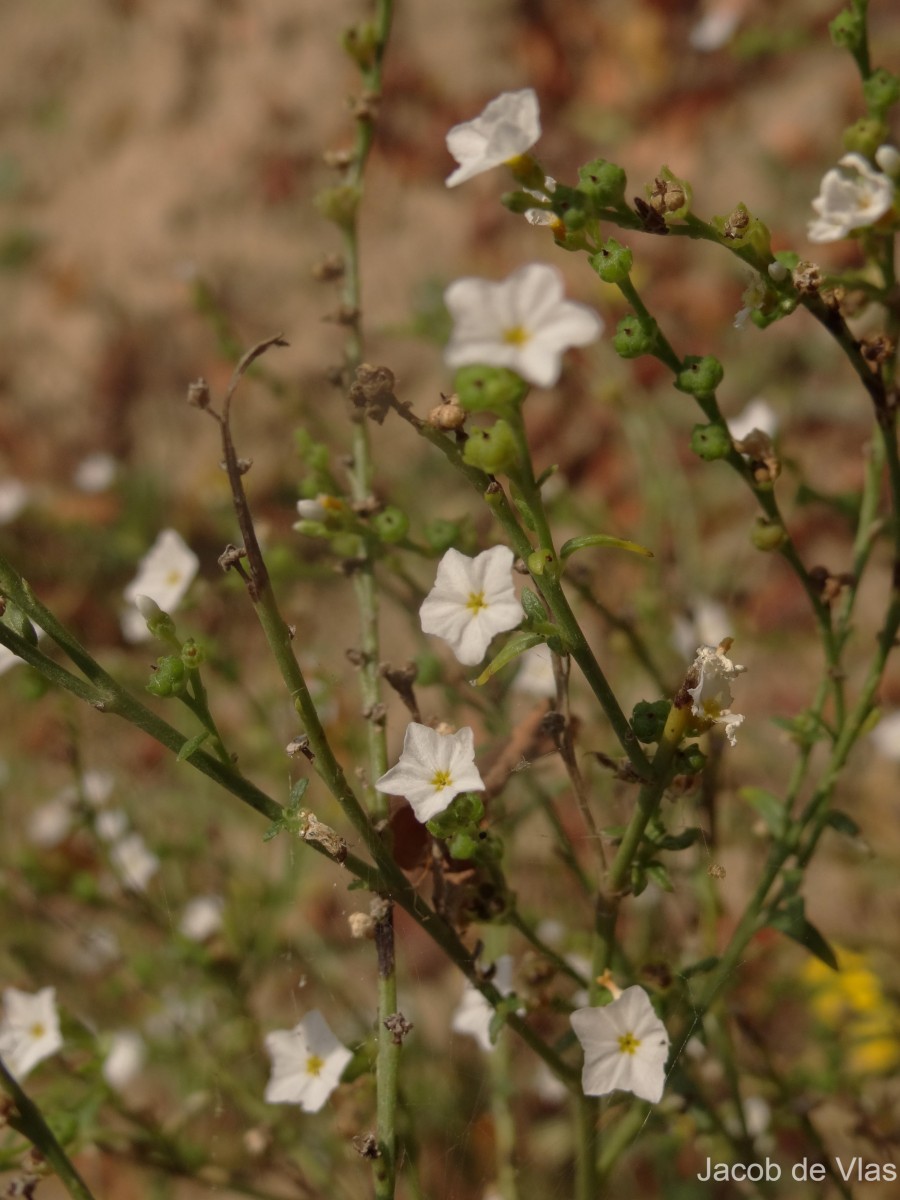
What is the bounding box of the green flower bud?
[293,519,330,538]
[181,639,206,670]
[454,365,529,413]
[342,20,379,69]
[632,699,671,744]
[675,355,725,397]
[690,423,732,461]
[842,117,890,158]
[502,190,545,215]
[828,7,864,51]
[372,505,410,543]
[424,518,461,554]
[676,744,707,775]
[147,655,187,698]
[314,184,362,231]
[863,70,900,118]
[577,158,628,209]
[526,549,559,579]
[562,206,587,232]
[613,314,658,359]
[589,238,633,284]
[462,420,519,475]
[427,791,485,838]
[750,518,787,552]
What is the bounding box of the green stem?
[574,1094,600,1200]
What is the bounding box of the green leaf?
[681,956,720,978]
[740,786,787,837]
[826,809,861,838]
[472,632,547,686]
[177,730,210,763]
[653,826,703,852]
[645,861,675,892]
[288,777,310,809]
[559,533,654,561]
[769,897,838,971]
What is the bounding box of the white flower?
[444,263,604,389]
[27,798,76,848]
[375,723,485,823]
[807,153,895,243]
[733,273,769,330]
[264,1010,352,1112]
[0,987,63,1081]
[420,546,524,665]
[73,453,117,494]
[512,644,557,697]
[687,643,746,746]
[689,1,742,51]
[870,710,900,761]
[179,895,225,942]
[94,809,129,843]
[109,832,159,892]
[102,1030,145,1091]
[296,494,344,522]
[570,985,670,1104]
[452,956,516,1051]
[122,529,199,644]
[445,88,541,188]
[875,144,900,177]
[672,598,732,663]
[727,398,778,443]
[0,479,29,525]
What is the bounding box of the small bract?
[264,1010,352,1112]
[808,153,894,243]
[420,545,524,665]
[570,985,670,1104]
[444,263,603,389]
[375,723,485,823]
[445,88,541,188]
[0,986,63,1081]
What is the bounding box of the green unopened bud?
[562,206,587,232]
[135,595,178,643]
[676,744,707,774]
[675,355,725,397]
[463,420,519,474]
[632,699,671,744]
[293,519,330,539]
[454,365,529,413]
[315,184,362,231]
[147,655,187,698]
[526,549,559,579]
[502,190,544,215]
[342,21,379,69]
[843,117,890,158]
[181,639,206,670]
[613,314,657,359]
[589,238,633,284]
[424,518,461,553]
[506,154,545,190]
[690,423,731,461]
[863,70,900,117]
[829,7,864,52]
[750,518,787,552]
[372,505,409,543]
[576,158,628,209]
[427,791,485,838]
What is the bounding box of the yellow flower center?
[305,1054,325,1077]
[502,325,530,346]
[617,1031,641,1056]
[165,569,183,586]
[29,1022,45,1039]
[430,770,453,791]
[466,590,487,613]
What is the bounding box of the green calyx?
[613,314,658,359]
[690,423,732,461]
[314,184,362,231]
[675,355,725,397]
[750,518,788,552]
[632,699,671,744]
[589,238,633,284]
[577,158,628,210]
[372,506,410,543]
[862,70,900,119]
[462,420,519,475]
[454,365,529,414]
[842,117,890,157]
[147,655,188,698]
[711,203,772,257]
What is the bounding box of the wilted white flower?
[264,1010,352,1112]
[727,398,778,443]
[122,529,199,643]
[445,88,541,188]
[102,1030,145,1091]
[733,273,769,330]
[687,643,746,746]
[420,546,524,665]
[570,985,670,1103]
[179,895,225,942]
[512,644,557,697]
[73,453,117,494]
[0,479,29,525]
[807,153,894,243]
[109,832,159,892]
[0,987,63,1081]
[375,723,485,823]
[524,176,558,226]
[444,263,603,389]
[452,956,517,1051]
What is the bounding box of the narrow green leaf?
[289,777,310,808]
[645,861,675,892]
[472,632,546,686]
[740,786,787,837]
[826,809,861,838]
[177,730,210,763]
[560,533,654,561]
[769,906,839,971]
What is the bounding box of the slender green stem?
[574,1094,600,1200]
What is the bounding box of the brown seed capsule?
[428,395,466,430]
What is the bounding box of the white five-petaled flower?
[109,831,160,893]
[0,987,63,1081]
[375,723,485,823]
[264,1010,352,1112]
[420,546,524,665]
[122,529,199,643]
[444,263,604,389]
[445,88,541,188]
[570,985,670,1104]
[687,643,746,746]
[452,956,518,1051]
[807,153,895,243]
[102,1030,145,1091]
